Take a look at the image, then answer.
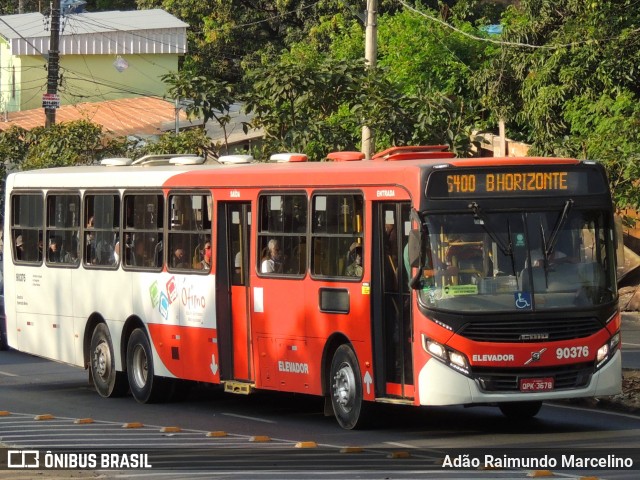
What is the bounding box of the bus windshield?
[416,207,616,312]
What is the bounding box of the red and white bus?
[3,147,621,429]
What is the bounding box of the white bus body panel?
[3,165,220,375]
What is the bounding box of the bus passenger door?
[372,202,413,399]
[216,202,253,382]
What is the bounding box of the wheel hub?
[333,364,355,412]
[93,342,110,380]
[132,345,148,389]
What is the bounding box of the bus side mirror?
[408,230,421,268]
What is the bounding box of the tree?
[162,69,234,152]
[243,5,490,159]
[132,128,211,158]
[472,0,640,209]
[17,121,126,170]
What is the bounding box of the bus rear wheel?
[329,344,368,430]
[127,328,165,403]
[89,323,127,397]
[498,401,542,419]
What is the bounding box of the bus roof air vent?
[100,157,133,166]
[131,154,202,166]
[326,151,366,162]
[218,154,254,165]
[169,156,205,165]
[372,145,454,161]
[270,153,308,163]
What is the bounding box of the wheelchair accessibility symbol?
[515,292,532,309]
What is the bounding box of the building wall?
[1,49,179,112]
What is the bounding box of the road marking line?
[221,413,276,424]
[550,402,640,420]
[0,370,18,377]
[385,441,415,449]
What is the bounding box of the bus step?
[223,381,255,395]
[374,397,414,405]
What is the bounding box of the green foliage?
[244,54,365,160]
[243,5,489,160]
[162,69,233,150]
[19,121,125,171]
[133,128,211,158]
[473,0,640,209]
[0,126,30,168]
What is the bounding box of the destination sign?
[426,167,606,198]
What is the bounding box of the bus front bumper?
[416,350,622,406]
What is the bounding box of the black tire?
[329,344,369,430]
[89,323,128,397]
[499,401,543,419]
[126,328,166,403]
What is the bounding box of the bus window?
[168,193,212,272]
[123,193,164,270]
[258,193,307,275]
[11,194,43,264]
[311,193,364,278]
[46,194,80,266]
[84,194,120,267]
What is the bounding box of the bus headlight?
[596,331,620,370]
[422,335,470,375]
[425,338,446,359]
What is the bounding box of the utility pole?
[361,0,377,160]
[45,0,61,127]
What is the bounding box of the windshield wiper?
[544,199,573,259]
[469,202,511,256]
[468,202,517,277]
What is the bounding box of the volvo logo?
[520,333,549,341]
[524,347,547,365]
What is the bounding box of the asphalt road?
[622,312,640,369]
[2,344,640,479]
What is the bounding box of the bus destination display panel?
[426,167,606,198]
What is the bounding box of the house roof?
[0,9,188,55]
[0,96,188,137]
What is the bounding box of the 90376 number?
[556,346,589,359]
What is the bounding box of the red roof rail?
[382,151,456,161]
[326,151,366,162]
[372,145,451,161]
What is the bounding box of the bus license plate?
[519,377,554,392]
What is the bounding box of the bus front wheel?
[329,344,368,430]
[89,323,127,397]
[498,401,542,419]
[126,328,164,403]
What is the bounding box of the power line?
[398,0,640,50]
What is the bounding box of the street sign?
[42,93,60,109]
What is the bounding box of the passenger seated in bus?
[85,217,96,263]
[529,249,568,268]
[131,237,147,266]
[114,241,121,264]
[261,239,283,273]
[172,246,189,269]
[200,240,212,270]
[345,243,363,277]
[48,236,71,263]
[15,235,24,260]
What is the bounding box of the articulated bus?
[3,146,621,429]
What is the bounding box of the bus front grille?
[459,317,602,342]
